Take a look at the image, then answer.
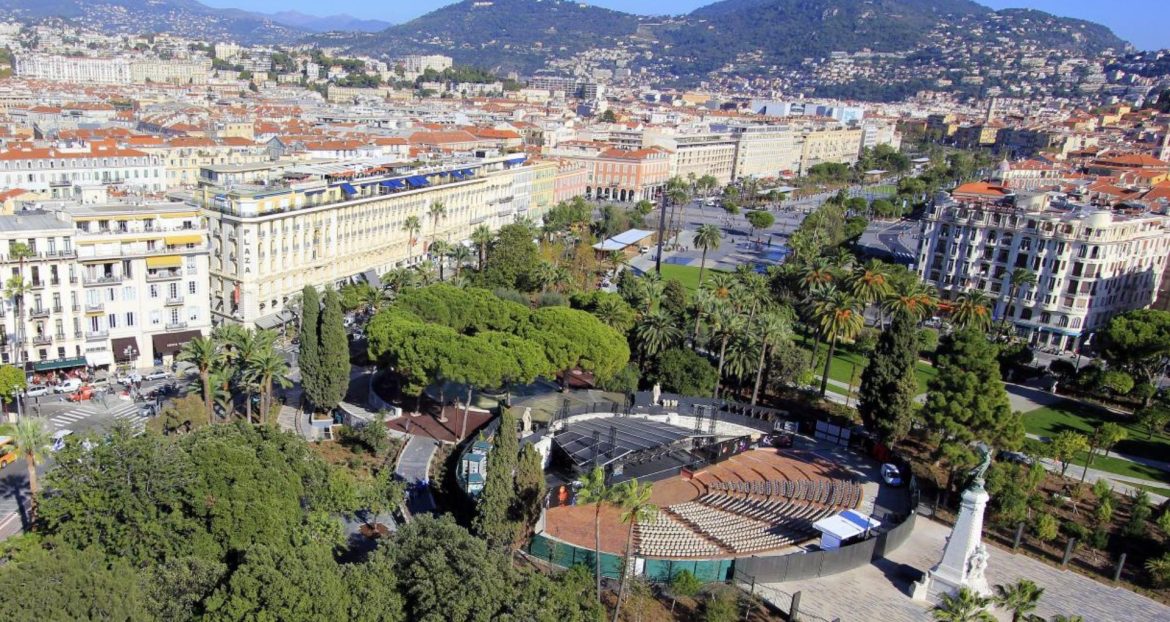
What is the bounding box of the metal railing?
[85,330,109,341]
[165,296,185,306]
[165,321,188,330]
[84,303,105,313]
[146,270,183,282]
[82,274,123,286]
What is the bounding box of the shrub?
[917,328,939,355]
[537,292,568,308]
[1095,498,1114,524]
[1033,513,1059,543]
[1092,478,1113,502]
[1089,526,1111,550]
[1063,521,1089,542]
[492,288,530,307]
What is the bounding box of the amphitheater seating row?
[668,502,799,554]
[635,510,724,558]
[709,479,861,508]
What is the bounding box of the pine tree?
[858,313,918,444]
[316,288,350,412]
[473,408,521,549]
[514,443,547,547]
[923,329,1024,450]
[298,285,321,410]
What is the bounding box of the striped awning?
[146,255,182,269]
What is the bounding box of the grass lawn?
[867,184,897,196]
[800,336,937,396]
[1022,400,1170,464]
[657,263,725,291]
[1130,483,1170,498]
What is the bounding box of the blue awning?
[450,171,464,179]
[506,156,526,165]
[406,176,429,187]
[339,182,357,195]
[381,179,405,189]
[304,189,325,196]
[461,168,475,176]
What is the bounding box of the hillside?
[262,11,391,33]
[0,0,305,44]
[347,0,645,73]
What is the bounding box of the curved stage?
[543,447,865,559]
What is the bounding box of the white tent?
[812,509,882,550]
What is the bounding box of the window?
[169,308,180,324]
[123,286,135,301]
[126,312,135,327]
[187,307,199,322]
[168,283,178,299]
[107,314,117,329]
[149,284,159,298]
[149,311,161,326]
[188,281,197,295]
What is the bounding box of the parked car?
[140,404,158,417]
[881,463,903,487]
[119,372,143,386]
[997,450,1034,466]
[144,369,169,381]
[51,429,73,452]
[24,385,50,398]
[55,378,83,394]
[0,436,16,468]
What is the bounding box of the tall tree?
[473,408,521,550]
[0,364,26,416]
[298,285,321,412]
[1080,422,1127,485]
[471,224,493,270]
[429,239,451,281]
[575,467,615,603]
[708,305,745,398]
[0,416,50,523]
[315,288,350,413]
[858,313,919,443]
[247,347,291,425]
[178,336,220,425]
[923,329,1024,450]
[1001,268,1036,327]
[448,244,474,278]
[612,479,657,622]
[634,309,682,361]
[932,587,994,622]
[1100,309,1170,405]
[813,288,864,397]
[750,311,792,405]
[4,241,34,366]
[514,444,546,548]
[693,223,722,288]
[402,215,421,258]
[883,279,938,324]
[427,200,447,247]
[952,290,993,333]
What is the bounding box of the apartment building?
[0,204,209,371]
[545,144,671,202]
[800,125,863,174]
[917,189,1170,352]
[644,131,736,185]
[192,155,557,326]
[0,142,166,196]
[715,124,803,180]
[15,54,211,85]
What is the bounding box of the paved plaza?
[757,517,1170,622]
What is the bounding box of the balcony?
[165,296,185,307]
[52,305,62,314]
[146,270,183,282]
[85,303,105,313]
[28,280,45,290]
[85,330,108,341]
[83,274,123,286]
[71,304,80,312]
[32,335,51,346]
[28,307,49,319]
[165,321,188,331]
[54,333,65,341]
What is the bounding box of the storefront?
[112,336,141,370]
[150,330,202,365]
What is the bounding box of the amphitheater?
[543,446,871,559]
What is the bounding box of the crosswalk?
[48,399,149,433]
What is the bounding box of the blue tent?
[339,182,357,195]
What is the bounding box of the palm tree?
[690,288,720,344]
[693,224,722,288]
[722,334,759,395]
[427,200,447,247]
[709,306,745,399]
[357,284,382,313]
[471,224,493,270]
[402,215,421,258]
[952,290,993,332]
[993,579,1045,622]
[932,587,994,622]
[800,257,835,291]
[813,289,864,397]
[612,479,657,622]
[849,259,893,312]
[247,347,291,425]
[575,467,616,603]
[532,261,560,293]
[632,274,664,315]
[702,272,736,300]
[0,416,50,524]
[751,311,791,405]
[883,279,939,323]
[665,182,690,245]
[1001,268,1036,335]
[448,244,473,278]
[4,275,32,367]
[697,174,718,197]
[734,271,771,321]
[634,309,682,360]
[593,297,633,332]
[178,336,221,425]
[429,239,451,281]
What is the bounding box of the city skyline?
[201,0,1169,51]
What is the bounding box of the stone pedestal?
[912,484,992,603]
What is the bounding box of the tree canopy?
[923,330,1024,450]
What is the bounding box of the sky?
[202,0,1169,51]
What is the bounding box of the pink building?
[552,159,588,204]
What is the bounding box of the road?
[396,435,438,516]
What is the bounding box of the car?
[67,386,94,402]
[997,450,1034,466]
[0,436,15,468]
[51,429,73,452]
[140,404,158,417]
[881,463,903,487]
[55,378,83,394]
[119,372,142,386]
[143,370,169,381]
[24,385,50,398]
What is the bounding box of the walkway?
[756,517,1170,622]
[396,435,439,516]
